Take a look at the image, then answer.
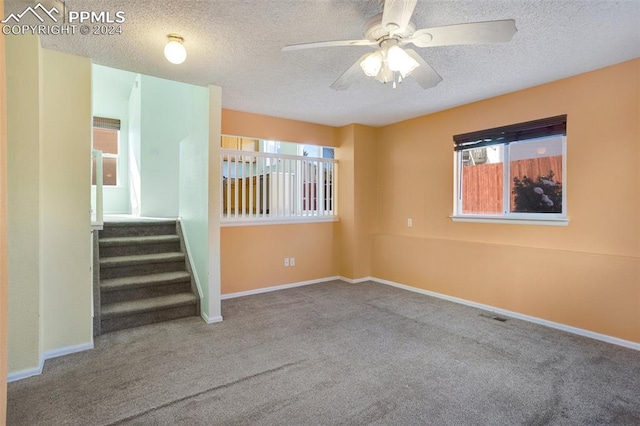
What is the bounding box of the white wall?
[92,65,137,214]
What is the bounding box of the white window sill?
[221,216,339,227]
[450,215,569,227]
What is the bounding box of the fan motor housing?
[363,13,416,42]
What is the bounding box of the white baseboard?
[11,276,635,384]
[8,341,94,383]
[338,276,373,284]
[201,312,224,324]
[176,218,204,299]
[368,277,640,352]
[221,276,340,300]
[7,364,43,383]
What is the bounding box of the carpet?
[7,280,640,425]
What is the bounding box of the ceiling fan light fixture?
[375,65,394,84]
[387,45,419,77]
[164,34,187,64]
[360,50,383,77]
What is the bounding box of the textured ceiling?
[6,0,640,127]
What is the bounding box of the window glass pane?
[91,157,96,185]
[322,147,334,159]
[301,145,321,158]
[461,146,503,214]
[263,140,281,154]
[91,157,117,186]
[510,136,563,213]
[298,145,334,159]
[93,128,118,154]
[103,157,117,186]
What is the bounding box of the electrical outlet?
[284,258,290,267]
[290,257,295,267]
[407,218,413,227]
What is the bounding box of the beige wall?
[6,37,93,375]
[206,85,222,319]
[220,110,340,294]
[6,34,42,373]
[373,59,640,343]
[40,49,92,352]
[1,0,9,418]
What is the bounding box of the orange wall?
[220,110,340,294]
[222,109,338,147]
[0,0,8,418]
[219,61,639,344]
[221,223,337,294]
[336,124,378,280]
[373,59,640,343]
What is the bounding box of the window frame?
[92,117,121,188]
[451,116,568,226]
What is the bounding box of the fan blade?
[382,0,418,35]
[282,39,376,51]
[330,53,370,90]
[404,49,443,89]
[407,19,517,48]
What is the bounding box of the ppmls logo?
[2,2,125,36]
[1,3,60,24]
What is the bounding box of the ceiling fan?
[282,0,517,90]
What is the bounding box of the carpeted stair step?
[99,235,181,257]
[100,293,198,333]
[101,271,193,304]
[99,220,177,239]
[96,220,200,334]
[100,252,186,279]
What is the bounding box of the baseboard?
[221,276,340,300]
[368,277,640,352]
[8,341,94,383]
[7,364,43,383]
[201,312,223,324]
[176,218,204,299]
[338,276,372,284]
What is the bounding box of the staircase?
[97,220,199,334]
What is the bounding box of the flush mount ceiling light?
[164,33,187,64]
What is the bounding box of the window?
[452,115,567,225]
[92,117,120,186]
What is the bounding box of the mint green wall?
[178,85,209,305]
[139,75,189,217]
[92,65,136,214]
[128,74,142,215]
